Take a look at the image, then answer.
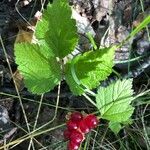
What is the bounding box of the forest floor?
[0,0,150,150]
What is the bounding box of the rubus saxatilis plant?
[14,0,116,95]
[15,0,150,135]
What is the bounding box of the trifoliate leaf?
[65,46,116,95]
[44,0,78,58]
[96,79,134,122]
[15,42,61,94]
[109,122,122,134]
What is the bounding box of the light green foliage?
[15,1,150,98]
[109,122,122,134]
[44,0,78,58]
[35,3,51,39]
[96,79,134,122]
[15,43,61,94]
[65,46,116,95]
[15,0,78,94]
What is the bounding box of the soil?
[0,0,150,150]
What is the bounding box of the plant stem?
[83,93,96,107]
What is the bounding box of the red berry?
[71,112,83,122]
[84,114,99,129]
[70,130,84,144]
[67,121,78,131]
[63,129,71,140]
[78,120,90,133]
[67,141,79,150]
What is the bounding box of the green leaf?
[122,119,133,125]
[15,42,61,94]
[44,0,78,58]
[35,4,51,39]
[96,79,134,122]
[109,122,122,134]
[65,46,116,95]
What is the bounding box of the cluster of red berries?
[63,112,99,150]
